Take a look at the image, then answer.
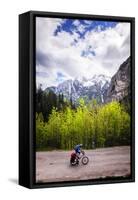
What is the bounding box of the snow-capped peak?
[45,74,111,103]
[82,74,111,88]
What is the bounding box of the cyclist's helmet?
[79,144,83,147]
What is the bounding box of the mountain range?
[45,74,111,103]
[45,56,130,105]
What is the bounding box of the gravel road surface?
[36,146,130,183]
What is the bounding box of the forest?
[36,86,131,151]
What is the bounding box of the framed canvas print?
[19,11,135,189]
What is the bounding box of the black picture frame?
[19,10,135,189]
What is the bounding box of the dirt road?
[36,146,130,183]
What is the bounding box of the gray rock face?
[105,57,130,103]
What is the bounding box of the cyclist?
[74,144,83,159]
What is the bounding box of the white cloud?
[72,19,80,26]
[84,20,93,25]
[72,20,86,33]
[36,17,130,88]
[77,24,86,33]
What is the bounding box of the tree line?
[36,85,75,121]
[36,97,130,151]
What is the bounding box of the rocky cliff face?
[105,57,131,104]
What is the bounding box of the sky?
[36,17,130,89]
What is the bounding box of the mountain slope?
[105,56,131,104]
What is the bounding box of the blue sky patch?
[54,19,118,39]
[81,45,96,57]
[56,72,66,82]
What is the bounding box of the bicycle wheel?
[82,156,89,165]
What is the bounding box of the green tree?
[36,100,131,150]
